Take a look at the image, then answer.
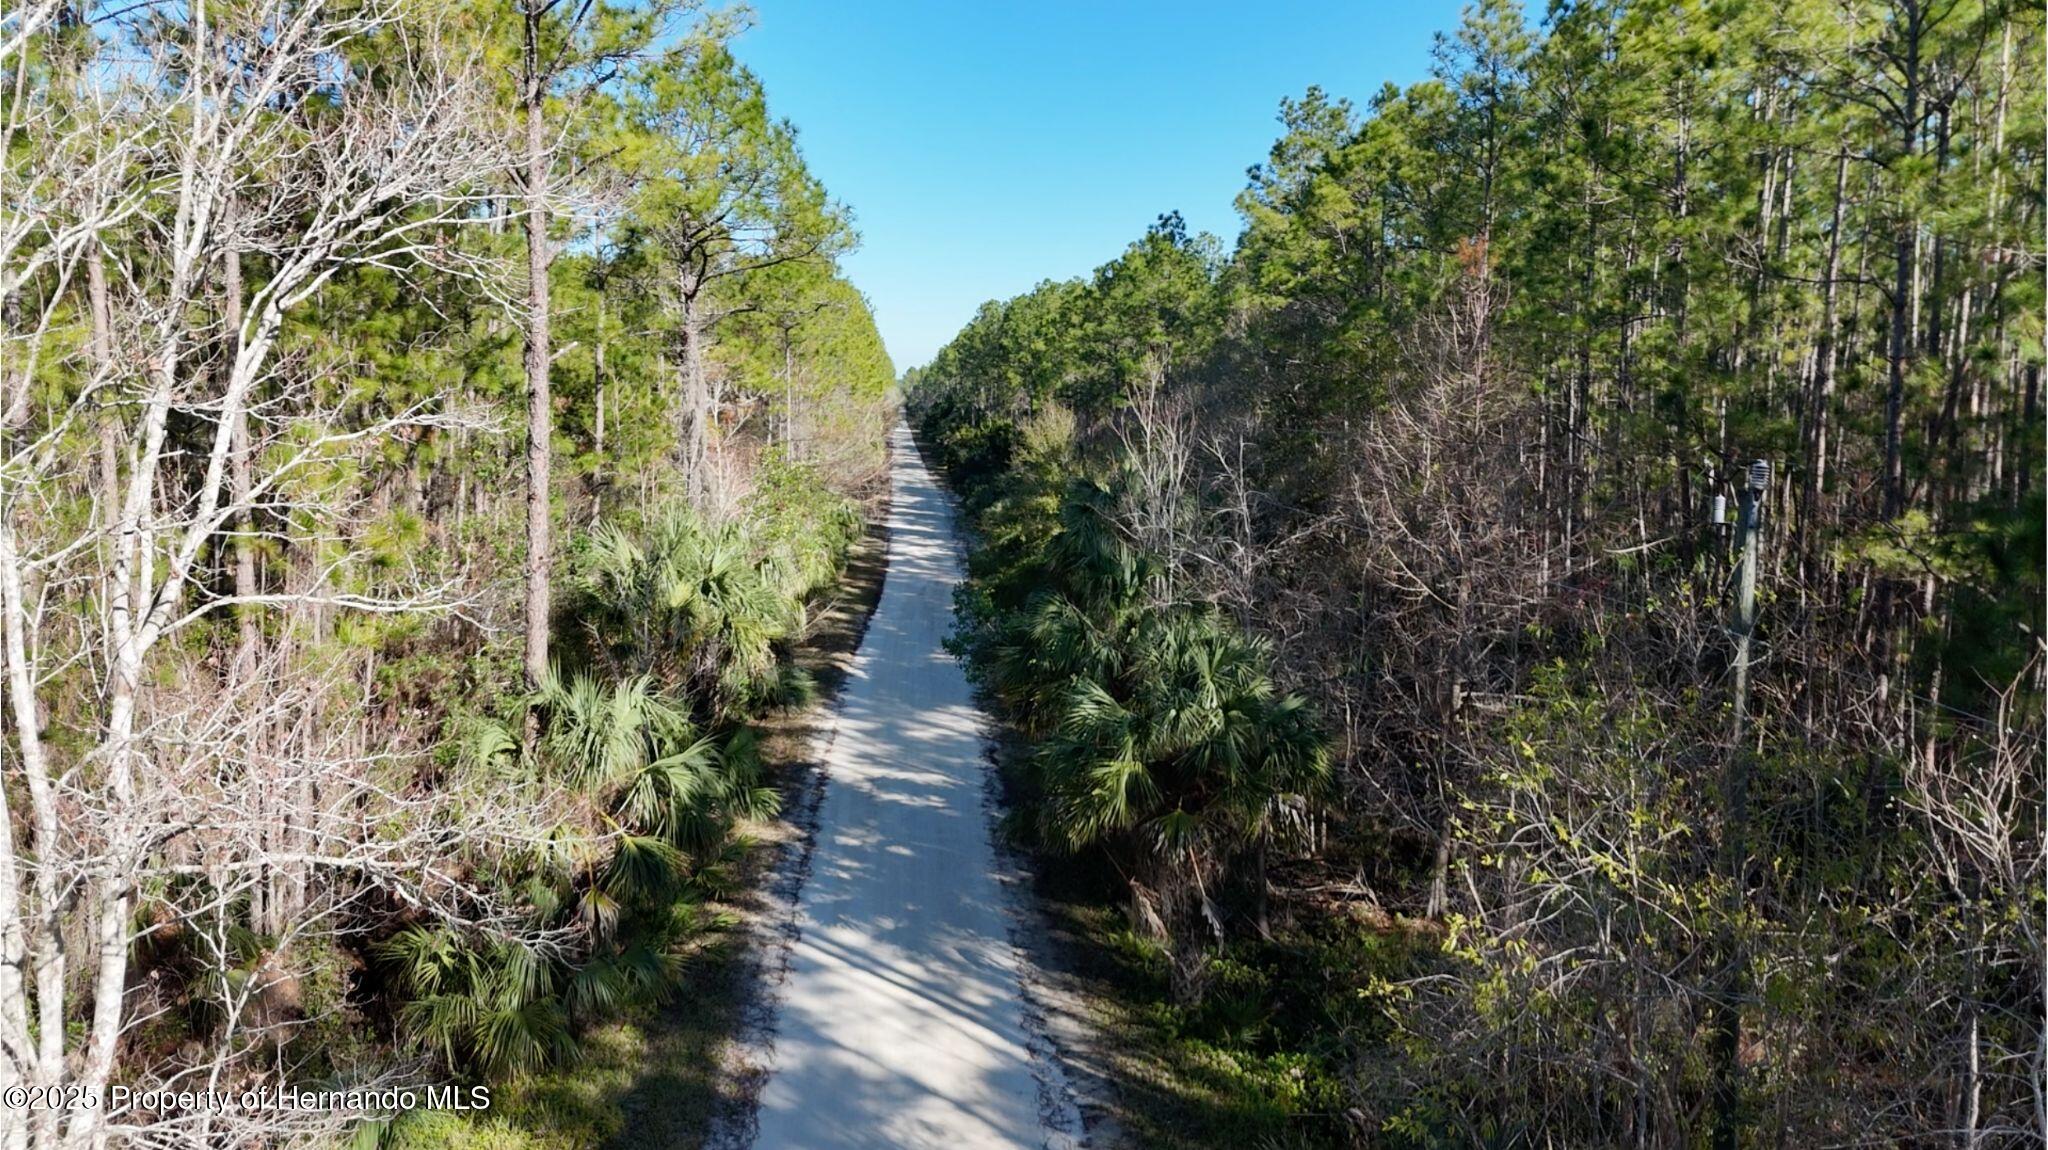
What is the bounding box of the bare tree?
[0,3,576,1146]
[1344,249,1545,916]
[1113,358,1195,597]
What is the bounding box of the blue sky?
[730,1,1468,371]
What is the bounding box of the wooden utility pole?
[1712,459,1767,1150]
[1730,462,1765,738]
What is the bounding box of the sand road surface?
[750,424,1077,1150]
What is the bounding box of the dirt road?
[750,424,1077,1150]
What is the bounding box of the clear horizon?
[731,0,1465,372]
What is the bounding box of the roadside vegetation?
[382,473,892,1149]
[910,0,2044,1143]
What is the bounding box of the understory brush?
[368,461,863,1143]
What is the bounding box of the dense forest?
[0,0,891,1146]
[908,0,2045,1144]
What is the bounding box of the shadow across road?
[750,425,1074,1150]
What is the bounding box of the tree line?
[909,0,2042,1143]
[0,0,890,1146]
